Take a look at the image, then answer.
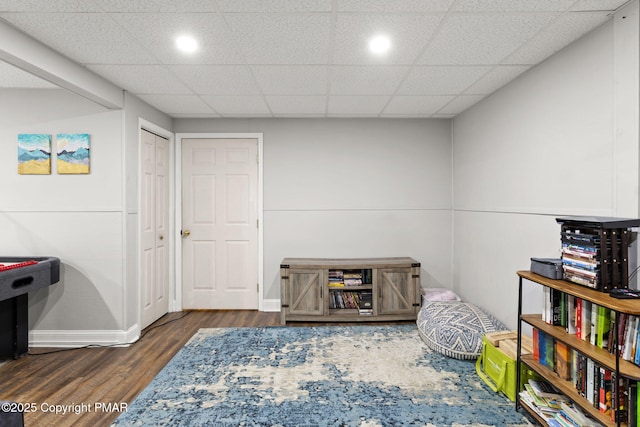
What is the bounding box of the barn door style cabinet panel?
[280,257,421,324]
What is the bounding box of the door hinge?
[257,219,259,228]
[257,283,259,293]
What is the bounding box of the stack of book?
[556,216,640,291]
[519,378,600,427]
[359,290,373,315]
[328,270,344,287]
[343,270,363,286]
[559,223,602,289]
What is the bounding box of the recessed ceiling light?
[369,35,391,55]
[175,35,199,54]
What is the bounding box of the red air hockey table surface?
[0,256,60,358]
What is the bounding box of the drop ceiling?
[0,0,631,118]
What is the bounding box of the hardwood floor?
[0,311,280,427]
[0,311,413,426]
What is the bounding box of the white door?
[182,138,258,309]
[141,129,170,328]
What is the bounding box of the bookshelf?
[516,271,640,426]
[280,257,421,324]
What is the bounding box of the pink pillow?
[421,287,461,302]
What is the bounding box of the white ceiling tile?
[337,0,455,12]
[418,14,557,65]
[438,95,485,114]
[137,94,217,115]
[464,65,531,94]
[169,65,260,95]
[0,61,58,88]
[201,95,272,116]
[0,13,157,64]
[503,12,611,65]
[98,0,218,12]
[398,66,492,95]
[329,66,409,95]
[452,0,575,12]
[0,0,102,12]
[332,14,443,65]
[265,95,327,115]
[251,66,327,95]
[217,0,332,12]
[86,65,193,94]
[328,95,390,115]
[382,95,453,116]
[225,14,331,64]
[110,13,244,65]
[570,0,630,11]
[0,0,629,118]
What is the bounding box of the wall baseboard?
[29,324,140,348]
[28,303,285,347]
[262,299,281,312]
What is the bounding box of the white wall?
[0,88,125,336]
[452,2,639,329]
[173,118,453,301]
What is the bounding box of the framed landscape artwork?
[18,133,51,175]
[57,133,90,174]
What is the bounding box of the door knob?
[182,230,191,237]
[159,235,164,240]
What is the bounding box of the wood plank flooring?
[0,311,412,427]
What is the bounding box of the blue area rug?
[113,325,531,426]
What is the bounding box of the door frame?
[137,119,177,333]
[175,133,264,311]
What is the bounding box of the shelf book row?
[329,290,373,314]
[531,327,638,425]
[327,269,372,287]
[543,288,640,365]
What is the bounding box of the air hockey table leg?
[0,294,28,359]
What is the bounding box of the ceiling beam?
[0,20,123,109]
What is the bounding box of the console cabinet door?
[377,268,416,315]
[285,269,324,316]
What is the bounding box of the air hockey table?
[0,256,60,358]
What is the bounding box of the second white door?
[182,138,258,309]
[141,129,170,328]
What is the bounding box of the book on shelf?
[360,290,373,309]
[328,269,344,287]
[596,306,611,349]
[586,358,596,406]
[528,379,564,400]
[598,366,612,415]
[343,269,364,286]
[628,381,637,426]
[590,304,598,346]
[554,340,572,381]
[580,300,592,342]
[558,402,600,427]
[566,294,577,335]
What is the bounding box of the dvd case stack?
[556,217,640,291]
